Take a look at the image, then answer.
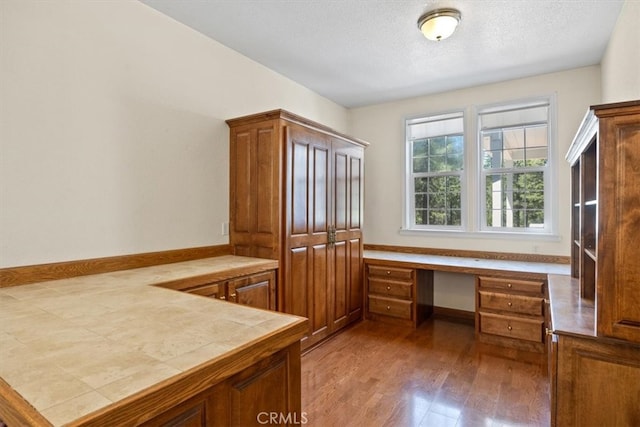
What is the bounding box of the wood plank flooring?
[301,318,549,427]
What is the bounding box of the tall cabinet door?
[330,138,365,331]
[284,124,332,348]
[229,120,281,260]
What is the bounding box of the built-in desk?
[364,250,571,352]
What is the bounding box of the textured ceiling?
[141,0,625,108]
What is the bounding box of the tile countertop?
[364,250,571,276]
[0,256,306,427]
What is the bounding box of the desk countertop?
[0,256,305,426]
[364,250,571,278]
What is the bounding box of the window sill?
[399,228,561,241]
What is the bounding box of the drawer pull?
[507,283,512,288]
[387,306,391,311]
[507,325,513,331]
[386,271,391,275]
[386,286,391,290]
[220,296,226,300]
[230,293,237,298]
[507,302,513,307]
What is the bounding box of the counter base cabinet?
[186,271,276,311]
[476,276,546,353]
[551,335,640,427]
[143,343,302,427]
[365,263,433,328]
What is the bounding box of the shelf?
[584,248,597,262]
[585,199,598,206]
[574,203,580,208]
[574,240,581,248]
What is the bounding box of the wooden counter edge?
[0,377,53,427]
[363,257,552,280]
[65,317,308,427]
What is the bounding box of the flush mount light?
[417,8,461,41]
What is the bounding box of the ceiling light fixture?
[417,8,461,41]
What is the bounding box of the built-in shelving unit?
[566,109,598,300]
[549,100,640,426]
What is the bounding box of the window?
[405,111,464,229]
[478,100,552,233]
[403,96,556,237]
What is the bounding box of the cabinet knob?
[219,296,226,300]
[507,302,513,307]
[545,328,553,336]
[507,325,513,331]
[386,286,391,291]
[507,283,512,288]
[230,293,237,298]
[386,306,391,311]
[386,271,391,275]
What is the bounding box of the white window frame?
[404,110,466,232]
[476,96,557,236]
[402,95,558,240]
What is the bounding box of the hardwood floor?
[301,318,549,427]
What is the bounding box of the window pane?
[413,157,428,173]
[429,137,446,155]
[414,177,429,192]
[485,171,545,229]
[407,111,465,229]
[429,155,447,172]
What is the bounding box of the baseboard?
[432,306,475,325]
[0,244,232,288]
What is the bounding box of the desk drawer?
[368,296,412,320]
[478,291,543,316]
[478,276,544,294]
[368,265,414,281]
[368,277,412,300]
[479,312,543,343]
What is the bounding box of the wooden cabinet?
[142,343,302,427]
[186,270,276,310]
[365,263,433,328]
[550,332,640,426]
[548,100,640,426]
[566,100,640,343]
[227,110,367,350]
[476,275,546,352]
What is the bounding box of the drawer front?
[478,276,544,294]
[368,265,414,281]
[368,296,412,320]
[479,312,543,342]
[478,291,544,316]
[368,277,412,300]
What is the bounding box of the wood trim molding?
[0,377,53,427]
[363,244,570,265]
[0,245,232,288]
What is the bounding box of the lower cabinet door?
[141,396,209,427]
[211,345,302,426]
[227,271,276,310]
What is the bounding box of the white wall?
[0,0,347,268]
[351,66,601,257]
[601,0,640,103]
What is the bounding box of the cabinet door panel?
[287,247,309,319]
[230,278,272,310]
[310,244,329,338]
[332,240,348,329]
[348,238,363,319]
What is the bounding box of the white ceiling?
[141,0,625,108]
